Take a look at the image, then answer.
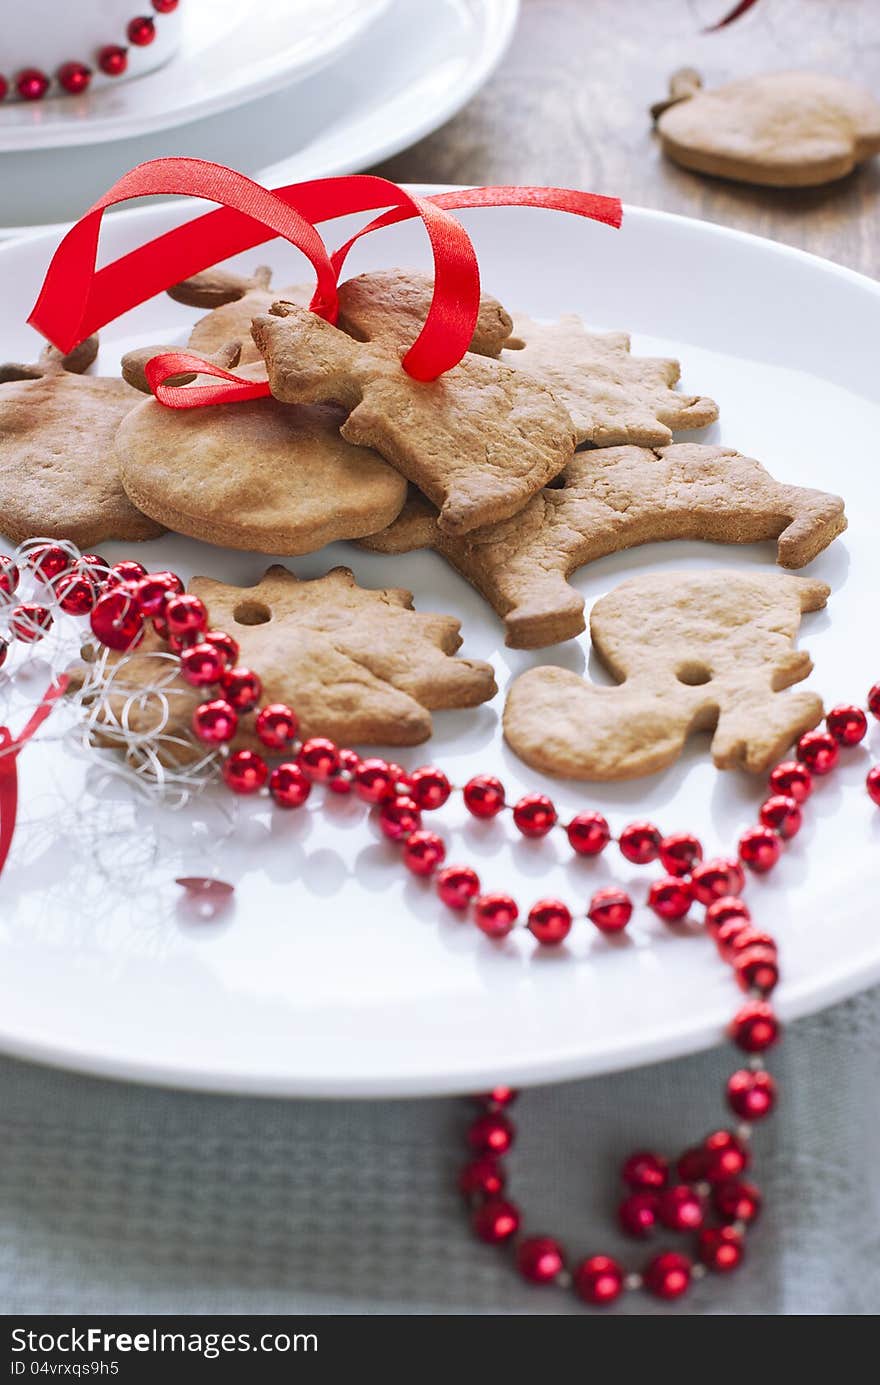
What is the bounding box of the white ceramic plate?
[1,193,879,1097]
[0,0,393,152]
[0,0,519,239]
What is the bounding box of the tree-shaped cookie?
[251,277,576,537]
[168,265,311,366]
[504,570,828,780]
[654,71,880,188]
[502,315,718,446]
[0,337,162,547]
[89,565,497,762]
[359,443,846,648]
[114,345,408,554]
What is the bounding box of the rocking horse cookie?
[503,569,829,779]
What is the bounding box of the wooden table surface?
[376,0,880,278]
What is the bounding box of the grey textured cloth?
[3,986,879,1316]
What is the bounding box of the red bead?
[168,630,202,655]
[622,1150,669,1192]
[648,875,692,921]
[28,543,71,582]
[691,856,745,905]
[658,832,702,877]
[353,758,398,803]
[220,666,262,713]
[588,886,632,934]
[704,895,750,936]
[728,927,776,957]
[869,684,880,719]
[474,893,518,938]
[202,629,238,668]
[10,604,52,642]
[759,794,802,839]
[768,759,813,802]
[467,1111,515,1156]
[268,762,311,809]
[192,699,238,745]
[697,1225,744,1273]
[734,946,779,995]
[512,792,557,838]
[676,1146,708,1183]
[16,69,50,101]
[54,573,98,616]
[137,570,182,616]
[407,766,451,810]
[57,61,91,94]
[527,898,572,946]
[618,820,661,864]
[89,588,144,651]
[152,0,179,10]
[702,1130,750,1183]
[106,560,147,587]
[378,795,421,841]
[98,45,128,76]
[731,1000,780,1052]
[459,1157,506,1198]
[573,1255,624,1306]
[566,811,610,856]
[253,703,298,749]
[726,1069,776,1121]
[516,1236,565,1284]
[298,737,341,782]
[436,865,480,911]
[165,593,207,639]
[477,1086,518,1107]
[179,643,226,688]
[127,16,156,45]
[867,766,880,807]
[0,639,7,669]
[338,750,363,789]
[0,555,19,595]
[738,824,781,874]
[826,703,867,745]
[0,76,7,102]
[222,749,268,795]
[713,1179,762,1224]
[657,1184,705,1231]
[643,1251,691,1300]
[797,729,838,775]
[618,1192,659,1238]
[463,774,505,818]
[403,830,446,876]
[472,1198,519,1243]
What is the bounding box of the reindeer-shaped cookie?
[504,569,829,779]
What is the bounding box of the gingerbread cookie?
[251,295,576,537]
[360,444,845,648]
[504,570,828,780]
[90,566,497,760]
[335,269,515,358]
[0,338,162,548]
[655,70,880,188]
[501,315,718,446]
[115,345,408,554]
[168,265,311,367]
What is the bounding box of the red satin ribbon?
[28,158,622,391]
[0,676,68,880]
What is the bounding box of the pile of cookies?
[0,266,847,780]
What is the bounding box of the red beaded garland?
[378,795,422,841]
[618,820,661,864]
[657,1184,705,1231]
[165,593,207,638]
[826,703,867,745]
[468,1112,515,1156]
[179,642,226,688]
[436,865,480,910]
[28,544,71,581]
[573,1255,624,1306]
[516,1236,566,1284]
[726,1069,776,1120]
[618,1192,658,1238]
[474,893,519,938]
[0,555,19,594]
[643,1250,691,1299]
[698,1225,744,1273]
[0,639,7,670]
[0,77,7,102]
[704,896,750,936]
[714,916,752,958]
[222,749,268,795]
[588,886,632,934]
[353,758,399,804]
[648,875,692,921]
[254,703,299,749]
[796,729,839,775]
[268,762,311,809]
[57,61,91,94]
[472,1198,520,1243]
[137,570,182,616]
[220,666,262,713]
[868,683,880,719]
[691,857,745,905]
[54,573,98,616]
[10,604,52,642]
[191,699,238,745]
[566,811,610,856]
[89,588,143,651]
[403,831,446,876]
[407,766,451,810]
[202,629,238,667]
[730,1001,780,1052]
[768,759,813,802]
[127,16,156,44]
[659,832,702,877]
[327,750,358,794]
[98,46,128,77]
[527,898,572,946]
[758,794,802,839]
[463,774,506,818]
[16,69,50,101]
[459,1157,506,1198]
[738,825,781,874]
[702,1130,750,1183]
[622,1150,668,1192]
[298,738,341,782]
[512,792,557,837]
[480,1087,518,1107]
[107,560,147,587]
[676,1146,708,1183]
[713,1180,762,1225]
[867,766,880,807]
[152,0,179,10]
[734,946,779,994]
